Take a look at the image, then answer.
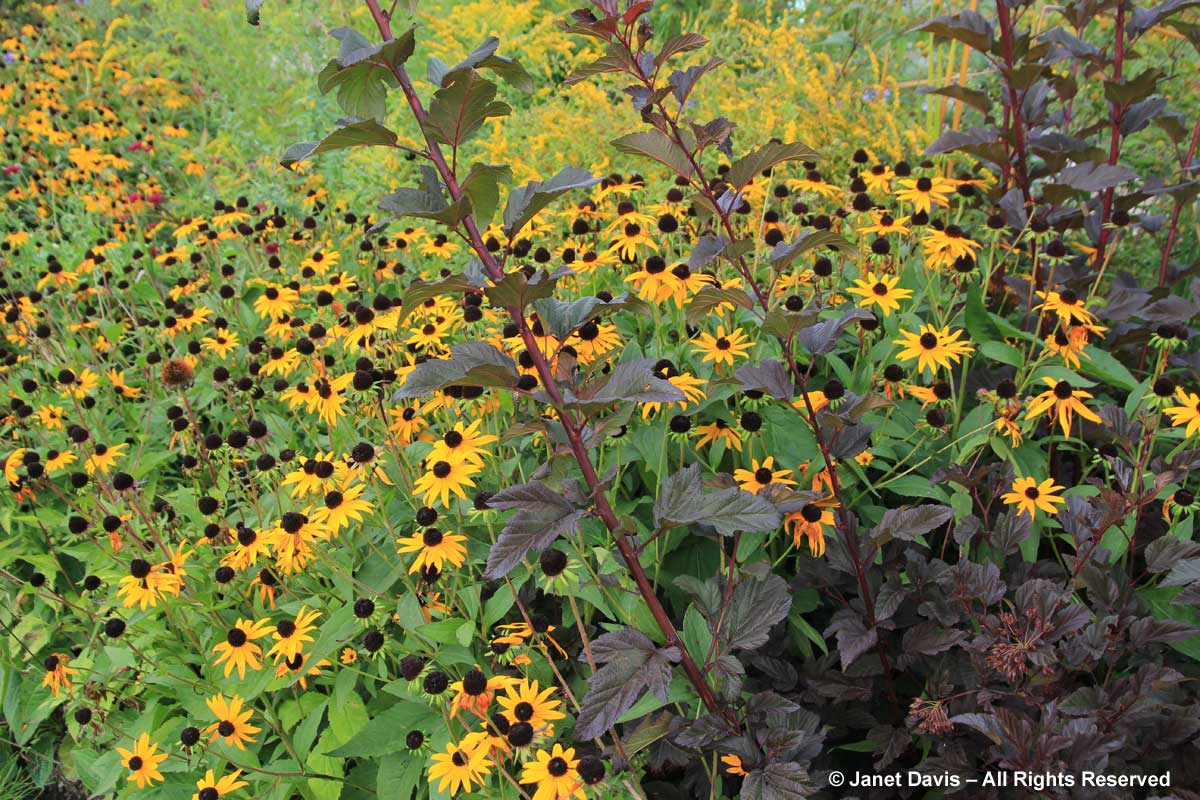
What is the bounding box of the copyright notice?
[827,770,1172,790]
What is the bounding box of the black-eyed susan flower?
[519,742,584,800]
[263,511,328,574]
[1165,388,1200,437]
[413,460,477,507]
[894,175,954,214]
[449,668,517,718]
[396,527,468,574]
[721,753,749,776]
[733,456,796,493]
[921,225,981,270]
[427,732,492,797]
[784,498,837,556]
[40,653,77,696]
[266,606,320,663]
[893,325,974,376]
[427,420,496,469]
[1034,289,1097,327]
[212,618,273,678]
[845,271,912,316]
[116,733,168,789]
[692,325,753,368]
[116,558,183,610]
[1001,476,1066,518]
[496,679,565,734]
[311,483,372,533]
[203,693,260,750]
[192,769,248,800]
[692,419,743,452]
[84,441,127,474]
[1024,378,1102,437]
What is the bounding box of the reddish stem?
[1157,116,1200,287]
[1095,0,1126,269]
[361,0,722,719]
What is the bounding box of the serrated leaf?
[392,341,517,399]
[280,119,397,168]
[871,504,953,545]
[330,27,379,67]
[915,11,994,53]
[459,162,513,226]
[578,359,686,405]
[734,360,793,400]
[396,275,477,324]
[574,628,679,741]
[429,37,533,92]
[503,167,601,238]
[654,464,782,535]
[327,700,437,757]
[1055,162,1137,192]
[655,32,708,66]
[483,483,584,579]
[422,69,510,148]
[611,130,693,178]
[485,268,567,311]
[685,286,754,323]
[318,60,395,121]
[795,308,873,354]
[726,141,820,190]
[720,570,791,651]
[769,230,852,270]
[741,762,813,800]
[531,292,645,339]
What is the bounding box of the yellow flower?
[192,770,248,800]
[116,734,167,789]
[211,618,273,678]
[40,653,77,696]
[894,325,974,376]
[692,325,754,367]
[1165,388,1200,437]
[203,694,261,750]
[1024,377,1102,437]
[845,271,912,316]
[396,528,468,575]
[519,742,584,800]
[413,459,477,508]
[733,456,797,493]
[428,733,492,797]
[1001,477,1066,518]
[265,606,321,663]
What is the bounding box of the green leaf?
[422,70,510,148]
[654,464,782,535]
[318,60,396,121]
[726,141,821,190]
[392,341,518,399]
[396,275,478,325]
[485,268,566,311]
[328,700,439,757]
[1078,347,1138,392]
[611,130,694,179]
[378,165,470,227]
[571,359,686,406]
[459,162,513,226]
[769,229,853,270]
[685,286,754,323]
[503,167,601,238]
[531,292,646,339]
[330,27,379,67]
[483,483,585,579]
[281,119,397,168]
[429,37,533,93]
